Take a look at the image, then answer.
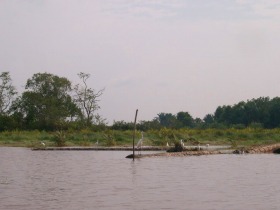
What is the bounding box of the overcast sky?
[1,0,280,124]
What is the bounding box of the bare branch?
[74,72,104,126]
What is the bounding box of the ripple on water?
[0,148,280,210]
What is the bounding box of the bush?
[231,124,245,129]
[52,130,66,146]
[102,130,116,146]
[249,122,263,129]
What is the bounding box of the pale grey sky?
[1,0,280,124]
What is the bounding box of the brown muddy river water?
[0,147,280,210]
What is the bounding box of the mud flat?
[126,143,280,158]
[33,143,280,159]
[32,146,167,151]
[246,143,280,154]
[126,149,233,158]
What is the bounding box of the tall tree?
[176,111,194,128]
[156,113,177,128]
[0,72,17,115]
[268,97,280,128]
[203,114,215,125]
[74,72,104,127]
[13,73,80,130]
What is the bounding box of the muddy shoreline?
[32,143,280,159]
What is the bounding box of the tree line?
[211,97,280,129]
[1,71,280,131]
[112,97,280,130]
[0,72,104,131]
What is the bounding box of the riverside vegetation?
[1,128,280,149]
[1,71,280,149]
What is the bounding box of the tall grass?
[1,128,280,147]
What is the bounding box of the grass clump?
[52,130,67,147]
[102,130,116,146]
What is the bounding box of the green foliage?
[111,121,134,130]
[0,72,17,115]
[157,113,177,128]
[138,120,161,131]
[249,122,263,129]
[231,124,246,129]
[12,73,80,130]
[1,128,280,148]
[2,70,280,133]
[227,137,237,148]
[203,114,215,125]
[52,130,67,146]
[2,72,280,148]
[214,130,224,137]
[38,132,50,140]
[0,115,17,131]
[102,130,116,146]
[212,97,280,129]
[74,72,104,127]
[159,128,177,143]
[176,111,194,128]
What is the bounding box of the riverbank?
[246,143,280,154]
[1,128,280,148]
[126,149,233,159]
[33,145,235,158]
[126,143,280,158]
[28,143,280,159]
[32,143,280,155]
[32,146,167,151]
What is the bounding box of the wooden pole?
[132,109,138,161]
